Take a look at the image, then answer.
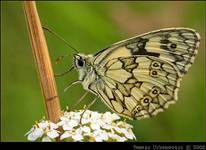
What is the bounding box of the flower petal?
[72,133,83,142]
[90,123,100,130]
[81,126,91,133]
[60,131,72,140]
[50,122,58,129]
[47,130,59,139]
[25,127,34,136]
[42,136,52,142]
[27,133,38,141]
[38,121,48,129]
[33,128,44,137]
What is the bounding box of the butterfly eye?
[74,56,85,68]
[77,59,84,67]
[74,54,85,68]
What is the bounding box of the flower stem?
[23,1,61,123]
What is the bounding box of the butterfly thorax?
[73,53,103,91]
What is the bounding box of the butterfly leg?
[80,97,98,125]
[56,80,82,100]
[62,80,82,93]
[70,91,89,110]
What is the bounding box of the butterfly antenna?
[42,26,79,53]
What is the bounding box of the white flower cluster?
[25,110,136,142]
[25,120,60,142]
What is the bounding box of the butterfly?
[72,28,200,120]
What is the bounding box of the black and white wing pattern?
[90,28,200,120]
[94,28,200,77]
[95,56,181,119]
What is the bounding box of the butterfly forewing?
[94,28,200,76]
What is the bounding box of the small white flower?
[33,128,44,137]
[120,128,134,139]
[101,124,113,130]
[81,117,90,125]
[56,120,64,126]
[27,127,44,141]
[61,128,83,141]
[95,118,105,127]
[113,126,123,134]
[92,130,108,142]
[81,110,91,119]
[38,121,48,129]
[102,112,120,124]
[75,128,83,135]
[73,112,81,121]
[90,123,100,130]
[108,132,126,142]
[42,136,52,142]
[128,129,136,140]
[27,133,37,141]
[90,111,101,121]
[72,132,83,142]
[81,126,91,133]
[111,113,121,121]
[117,121,133,129]
[102,112,112,123]
[47,130,59,139]
[62,124,73,131]
[68,119,79,128]
[25,127,35,136]
[50,122,58,129]
[61,119,78,131]
[117,136,127,142]
[60,131,72,140]
[67,111,75,117]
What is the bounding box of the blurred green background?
[1,1,205,142]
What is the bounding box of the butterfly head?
[73,53,93,67]
[73,54,86,69]
[73,53,94,80]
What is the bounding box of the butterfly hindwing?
[93,56,181,120]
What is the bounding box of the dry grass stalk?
[23,1,61,123]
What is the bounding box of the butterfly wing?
[90,28,200,119]
[92,56,181,120]
[94,28,200,76]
